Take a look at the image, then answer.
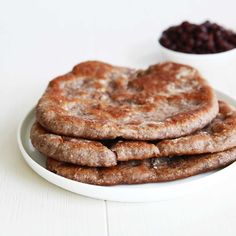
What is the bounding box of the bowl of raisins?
[158,21,236,82]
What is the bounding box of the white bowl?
[17,91,236,202]
[158,40,236,85]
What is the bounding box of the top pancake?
[36,61,218,140]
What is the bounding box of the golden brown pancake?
[36,61,218,140]
[31,101,236,167]
[46,147,236,186]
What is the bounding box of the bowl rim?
[157,39,236,58]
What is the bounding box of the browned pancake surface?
[31,101,236,166]
[30,122,117,167]
[114,101,236,160]
[46,147,236,186]
[36,61,218,140]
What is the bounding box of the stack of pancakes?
[30,61,236,186]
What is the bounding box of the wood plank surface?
[106,182,236,236]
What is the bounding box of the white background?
[1,0,236,235]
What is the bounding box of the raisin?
[159,21,236,54]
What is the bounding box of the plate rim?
[17,90,236,202]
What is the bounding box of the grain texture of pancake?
[36,61,218,140]
[113,100,236,161]
[30,122,117,167]
[31,101,236,166]
[46,147,236,186]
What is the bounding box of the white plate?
[17,91,236,202]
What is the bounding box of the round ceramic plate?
[17,91,236,202]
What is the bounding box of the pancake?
[31,101,236,166]
[46,147,236,186]
[113,100,236,160]
[30,122,117,167]
[36,61,218,140]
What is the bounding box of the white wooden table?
[1,0,236,235]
